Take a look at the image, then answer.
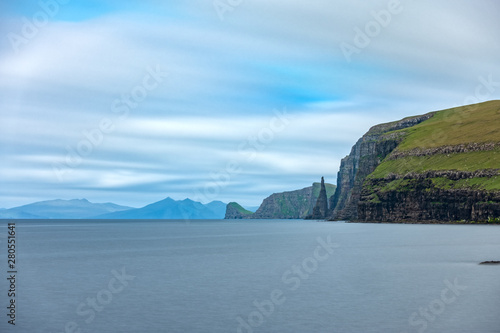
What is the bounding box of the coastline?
[345,220,500,225]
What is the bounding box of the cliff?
[330,100,500,223]
[225,182,336,219]
[225,202,254,219]
[329,113,435,220]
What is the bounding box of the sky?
[1,0,500,208]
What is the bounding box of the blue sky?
[1,0,500,208]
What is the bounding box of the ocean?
[1,219,499,332]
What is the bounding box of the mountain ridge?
[0,198,228,220]
[95,197,227,219]
[0,199,133,219]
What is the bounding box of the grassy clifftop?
[368,100,500,191]
[392,100,500,150]
[357,100,500,222]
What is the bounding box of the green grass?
[366,193,381,203]
[451,176,500,191]
[431,177,453,190]
[429,176,500,191]
[367,101,500,192]
[369,148,500,179]
[374,176,500,193]
[388,100,500,150]
[227,202,253,215]
[379,179,412,192]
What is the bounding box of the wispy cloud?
[1,0,499,207]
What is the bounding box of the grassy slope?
[227,202,253,216]
[369,100,500,191]
[370,149,500,177]
[394,100,500,150]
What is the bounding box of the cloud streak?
[1,0,500,208]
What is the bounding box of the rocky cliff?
[329,113,435,220]
[330,100,500,223]
[358,170,500,222]
[225,182,336,219]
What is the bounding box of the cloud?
[1,0,500,207]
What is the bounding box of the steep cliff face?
[329,113,435,220]
[330,100,500,222]
[225,182,336,219]
[251,182,336,219]
[358,170,500,222]
[252,186,312,219]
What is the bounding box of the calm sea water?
[0,219,499,333]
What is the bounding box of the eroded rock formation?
[309,177,329,219]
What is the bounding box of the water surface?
[0,219,499,332]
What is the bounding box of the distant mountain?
[95,197,227,219]
[204,201,228,218]
[225,181,336,219]
[0,199,133,219]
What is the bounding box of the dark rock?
[358,179,500,222]
[308,177,329,219]
[479,261,500,265]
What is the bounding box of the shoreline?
[343,220,500,225]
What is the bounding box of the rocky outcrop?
[308,177,329,219]
[225,202,254,219]
[225,182,336,219]
[329,113,434,220]
[380,169,500,181]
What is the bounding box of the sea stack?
[310,177,329,219]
